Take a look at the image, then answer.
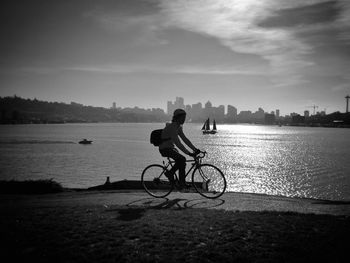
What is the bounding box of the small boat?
[202,118,217,134]
[79,139,93,144]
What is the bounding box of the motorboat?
[79,139,93,144]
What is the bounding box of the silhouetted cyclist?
[159,109,201,189]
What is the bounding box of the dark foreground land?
[1,190,350,263]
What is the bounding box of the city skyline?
[165,96,325,120]
[105,94,349,116]
[1,0,350,115]
[1,93,346,118]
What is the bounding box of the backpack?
[150,129,164,146]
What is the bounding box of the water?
[1,123,349,201]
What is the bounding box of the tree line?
[0,96,168,124]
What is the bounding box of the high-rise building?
[191,102,203,121]
[346,95,350,113]
[167,97,185,115]
[227,105,237,123]
[205,101,212,109]
[304,110,310,117]
[276,109,280,118]
[167,101,174,115]
[238,111,252,122]
[175,97,185,109]
[265,113,275,124]
[214,105,225,122]
[253,107,265,121]
[204,101,213,119]
[112,102,116,109]
[185,105,192,119]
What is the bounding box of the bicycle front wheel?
[141,164,173,198]
[192,164,226,199]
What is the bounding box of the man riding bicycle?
[159,109,201,189]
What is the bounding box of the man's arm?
[172,135,192,155]
[178,127,197,151]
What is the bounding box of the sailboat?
[202,118,217,134]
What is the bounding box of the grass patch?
[1,201,349,262]
[0,179,63,194]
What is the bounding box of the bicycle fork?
[197,167,211,191]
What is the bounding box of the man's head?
[172,108,186,124]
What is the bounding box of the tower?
[175,97,185,109]
[346,95,350,113]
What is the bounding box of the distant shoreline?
[1,122,350,128]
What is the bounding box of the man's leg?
[160,149,186,184]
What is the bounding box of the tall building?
[167,97,185,115]
[204,101,212,109]
[265,113,276,124]
[204,101,213,119]
[227,105,237,123]
[191,102,203,121]
[167,101,174,115]
[112,102,116,109]
[185,105,192,119]
[253,107,265,121]
[214,105,225,122]
[304,110,310,117]
[276,109,280,118]
[346,95,350,113]
[238,110,252,123]
[175,97,185,109]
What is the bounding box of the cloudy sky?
[1,0,349,115]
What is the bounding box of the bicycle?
[141,151,226,199]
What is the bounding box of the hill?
[0,96,167,124]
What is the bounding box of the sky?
[1,0,350,115]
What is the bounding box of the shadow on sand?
[126,197,225,209]
[312,200,350,205]
[105,197,225,221]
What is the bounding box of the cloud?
[258,1,340,28]
[65,64,264,76]
[82,0,350,87]
[157,0,349,85]
[331,82,349,92]
[84,5,168,46]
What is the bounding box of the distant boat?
[79,139,92,144]
[202,118,217,134]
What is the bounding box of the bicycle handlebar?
[194,150,206,159]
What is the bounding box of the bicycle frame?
[162,155,206,182]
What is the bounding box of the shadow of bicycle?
[126,197,225,210]
[104,197,225,221]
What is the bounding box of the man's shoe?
[178,183,191,192]
[178,181,191,189]
[164,171,175,184]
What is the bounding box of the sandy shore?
[1,189,350,262]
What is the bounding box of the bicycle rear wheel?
[192,164,226,199]
[141,164,173,198]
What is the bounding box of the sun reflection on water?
[193,124,350,200]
